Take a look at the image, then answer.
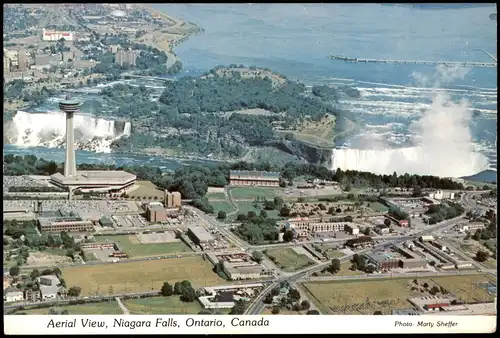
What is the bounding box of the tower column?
[64,111,77,177]
[59,95,81,178]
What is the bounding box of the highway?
[461,191,492,211]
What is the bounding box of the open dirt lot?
[62,256,225,296]
[128,181,165,199]
[137,231,178,244]
[27,251,72,266]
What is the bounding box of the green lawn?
[229,187,284,200]
[122,296,202,314]
[264,248,316,272]
[93,235,192,257]
[206,192,226,200]
[42,248,69,256]
[369,202,389,212]
[13,301,123,315]
[210,201,236,214]
[233,201,280,218]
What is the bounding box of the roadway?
[461,191,492,211]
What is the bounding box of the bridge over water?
[329,55,497,68]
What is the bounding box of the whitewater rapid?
[5,111,131,153]
[330,147,490,177]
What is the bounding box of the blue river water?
[5,4,497,180]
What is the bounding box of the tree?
[174,282,183,294]
[273,196,284,209]
[292,302,302,311]
[161,282,173,296]
[288,288,301,301]
[365,264,376,274]
[252,251,264,263]
[283,230,294,242]
[373,310,383,315]
[264,200,276,210]
[230,300,247,315]
[280,205,291,217]
[475,250,489,262]
[180,286,196,302]
[271,306,280,314]
[67,286,82,297]
[306,310,320,315]
[330,258,341,273]
[384,218,391,227]
[423,282,429,288]
[363,227,371,236]
[30,269,40,280]
[429,286,440,295]
[217,211,226,220]
[9,266,20,277]
[260,209,268,218]
[300,300,310,311]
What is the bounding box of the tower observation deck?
[59,95,81,177]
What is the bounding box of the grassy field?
[210,201,236,214]
[265,248,315,272]
[14,301,123,315]
[123,296,203,314]
[278,114,336,148]
[62,256,226,296]
[233,201,280,218]
[128,180,165,199]
[302,274,497,315]
[302,278,420,315]
[206,192,226,200]
[229,187,284,200]
[430,275,496,303]
[94,235,192,257]
[369,202,389,212]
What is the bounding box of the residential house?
[37,275,61,300]
[4,287,24,302]
[25,288,42,302]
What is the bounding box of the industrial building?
[345,236,374,248]
[206,253,272,281]
[229,170,280,187]
[165,191,182,209]
[198,284,263,309]
[145,202,167,222]
[49,96,137,194]
[363,252,400,270]
[187,227,215,246]
[38,217,94,233]
[42,28,74,41]
[284,218,359,235]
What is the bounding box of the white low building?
[4,288,24,302]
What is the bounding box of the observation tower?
[59,95,81,177]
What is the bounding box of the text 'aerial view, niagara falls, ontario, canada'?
[2,3,497,335]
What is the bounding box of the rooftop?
[230,170,280,180]
[50,170,136,186]
[188,227,215,242]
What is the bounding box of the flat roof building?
[229,170,280,187]
[50,171,137,193]
[38,217,94,233]
[145,203,167,223]
[187,227,215,245]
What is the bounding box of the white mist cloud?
[331,65,490,177]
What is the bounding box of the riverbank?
[134,4,202,70]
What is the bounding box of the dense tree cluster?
[4,80,58,107]
[232,212,279,245]
[425,202,465,224]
